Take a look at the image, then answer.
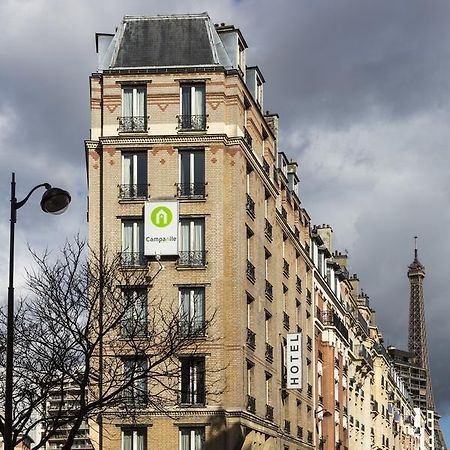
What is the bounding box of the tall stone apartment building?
[86,13,314,450]
[85,13,439,450]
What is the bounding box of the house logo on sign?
[151,206,173,228]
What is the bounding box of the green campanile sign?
[144,201,178,256]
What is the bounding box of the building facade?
[85,13,444,450]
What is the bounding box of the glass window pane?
[193,151,205,185]
[136,153,147,186]
[123,89,133,116]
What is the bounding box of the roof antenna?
[414,235,418,260]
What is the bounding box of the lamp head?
[40,187,71,215]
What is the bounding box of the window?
[122,220,145,267]
[120,86,147,132]
[122,288,147,337]
[179,287,205,335]
[123,357,147,405]
[178,218,205,266]
[178,149,205,198]
[180,427,205,450]
[122,428,146,450]
[180,83,206,130]
[121,152,148,199]
[180,357,205,405]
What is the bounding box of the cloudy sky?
[1,0,449,442]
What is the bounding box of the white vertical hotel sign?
[144,201,178,256]
[287,333,302,389]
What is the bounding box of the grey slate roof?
[101,13,232,70]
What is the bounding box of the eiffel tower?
[408,237,447,450]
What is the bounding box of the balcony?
[178,114,207,130]
[177,251,207,267]
[265,280,273,300]
[244,127,252,148]
[246,328,256,350]
[371,400,379,415]
[118,184,149,200]
[246,194,255,218]
[264,219,273,241]
[247,395,256,414]
[322,310,349,342]
[307,432,313,445]
[263,159,270,176]
[283,259,290,278]
[176,183,206,199]
[247,260,256,283]
[118,116,147,132]
[296,276,302,293]
[121,252,146,268]
[283,311,290,330]
[265,404,274,421]
[265,342,273,363]
[281,207,287,221]
[355,344,373,369]
[284,420,291,434]
[297,426,303,440]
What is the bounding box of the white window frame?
[122,221,143,253]
[122,428,146,450]
[179,427,205,450]
[179,287,205,334]
[122,86,146,118]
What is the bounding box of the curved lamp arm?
[15,183,51,210]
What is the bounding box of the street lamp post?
[4,172,71,450]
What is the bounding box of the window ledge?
[176,266,207,271]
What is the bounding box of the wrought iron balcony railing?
[121,252,146,268]
[244,127,252,148]
[247,395,256,413]
[118,184,149,200]
[265,404,274,421]
[265,342,273,363]
[264,219,273,240]
[176,183,206,199]
[246,194,255,218]
[178,114,207,130]
[118,116,147,132]
[247,260,255,283]
[355,344,373,368]
[177,251,207,267]
[246,328,256,349]
[265,280,273,300]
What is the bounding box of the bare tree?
[0,238,215,450]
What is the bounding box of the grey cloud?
[1,0,449,435]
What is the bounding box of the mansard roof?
[99,13,233,71]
